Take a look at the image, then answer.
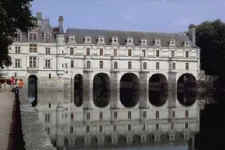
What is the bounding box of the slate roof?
[66,28,191,47]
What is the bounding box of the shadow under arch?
[120,73,140,108]
[149,73,168,107]
[74,74,83,107]
[177,73,197,106]
[93,73,111,108]
[28,75,38,107]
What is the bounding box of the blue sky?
[31,0,225,33]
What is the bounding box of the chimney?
[58,16,64,33]
[36,12,42,20]
[189,25,196,46]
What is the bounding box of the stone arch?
[93,73,110,108]
[104,135,112,145]
[177,73,197,106]
[118,135,127,145]
[149,73,168,107]
[120,73,140,108]
[28,75,38,107]
[74,74,83,107]
[132,135,141,145]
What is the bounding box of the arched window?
[156,50,159,57]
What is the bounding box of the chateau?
[3,13,200,148]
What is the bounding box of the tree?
[0,0,35,68]
[194,20,225,77]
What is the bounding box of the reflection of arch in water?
[74,74,83,107]
[91,136,98,145]
[28,75,38,107]
[118,135,127,145]
[75,136,84,146]
[132,135,141,145]
[104,135,112,145]
[149,74,168,107]
[177,73,197,106]
[147,134,154,144]
[93,73,110,108]
[64,137,69,147]
[120,73,140,108]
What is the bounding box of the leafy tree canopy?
[194,20,225,77]
[0,0,35,68]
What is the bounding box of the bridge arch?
[28,75,38,107]
[74,74,83,107]
[177,73,197,106]
[120,73,140,108]
[93,73,110,108]
[149,73,168,107]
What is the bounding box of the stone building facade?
[3,13,200,148]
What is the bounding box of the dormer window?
[141,39,147,46]
[169,40,176,47]
[68,35,76,43]
[155,39,161,46]
[112,36,119,45]
[97,36,104,44]
[84,36,92,44]
[126,37,134,45]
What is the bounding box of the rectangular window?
[172,62,176,70]
[171,51,175,57]
[143,62,147,70]
[86,126,90,133]
[71,60,74,68]
[70,126,74,134]
[128,49,132,56]
[142,49,146,57]
[100,48,103,56]
[99,61,103,69]
[156,62,160,70]
[15,59,21,68]
[99,125,103,132]
[156,111,159,120]
[143,111,147,119]
[29,56,37,68]
[185,51,189,58]
[185,123,189,129]
[114,112,117,120]
[70,48,74,55]
[87,112,90,120]
[113,125,117,131]
[128,61,132,69]
[156,50,159,57]
[185,110,189,118]
[29,44,37,53]
[128,124,131,131]
[45,59,51,69]
[15,47,21,54]
[156,124,159,130]
[71,113,74,120]
[114,49,117,56]
[128,111,131,120]
[99,112,103,120]
[172,111,175,118]
[114,62,118,69]
[86,48,90,56]
[185,63,189,70]
[87,61,91,69]
[46,48,50,55]
[45,113,50,122]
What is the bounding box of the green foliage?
[195,20,225,77]
[0,0,35,68]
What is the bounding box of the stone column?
[168,71,177,121]
[139,71,149,109]
[110,71,122,109]
[83,70,94,109]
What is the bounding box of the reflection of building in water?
[3,12,200,148]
